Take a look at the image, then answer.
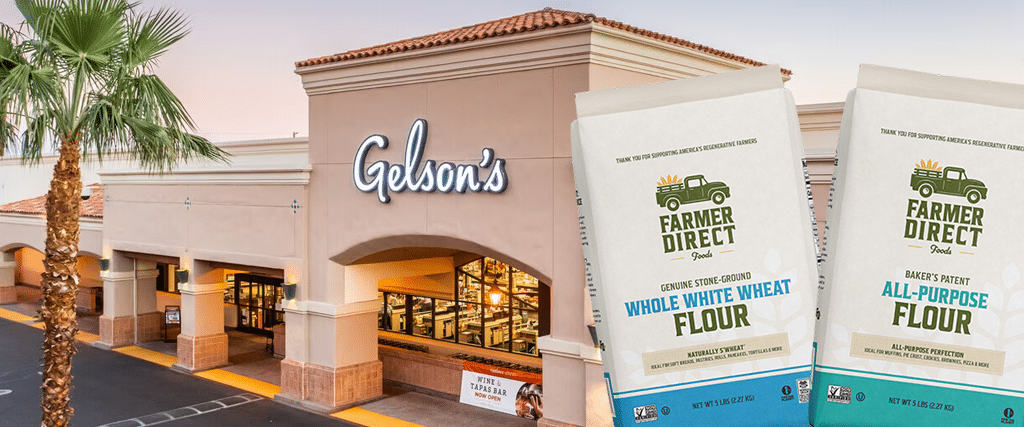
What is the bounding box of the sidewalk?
[1,285,536,427]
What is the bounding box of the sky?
[0,0,1022,142]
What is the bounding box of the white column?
[537,278,595,427]
[276,263,382,413]
[134,260,162,342]
[0,250,16,304]
[97,252,136,349]
[538,337,589,427]
[173,260,228,372]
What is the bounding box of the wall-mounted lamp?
[175,269,189,284]
[99,258,110,271]
[283,282,297,301]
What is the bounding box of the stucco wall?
[103,183,306,270]
[0,216,103,258]
[308,64,593,344]
[589,64,669,91]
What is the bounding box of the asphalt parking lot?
[0,317,357,427]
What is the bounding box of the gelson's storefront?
[0,8,841,427]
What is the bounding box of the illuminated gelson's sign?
[353,119,508,203]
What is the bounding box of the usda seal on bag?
[812,65,1024,426]
[572,65,820,426]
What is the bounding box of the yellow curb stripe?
[332,407,426,427]
[0,307,35,323]
[75,331,99,342]
[113,346,177,367]
[195,369,282,398]
[0,308,100,342]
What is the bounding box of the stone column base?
[173,333,228,372]
[278,358,307,402]
[538,418,584,427]
[136,312,164,343]
[0,286,16,304]
[275,359,382,413]
[97,315,135,349]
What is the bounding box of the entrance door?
[234,273,284,337]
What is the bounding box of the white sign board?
[459,361,543,420]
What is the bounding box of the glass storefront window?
[377,291,386,329]
[512,309,539,356]
[512,267,539,309]
[435,298,456,341]
[457,301,480,345]
[412,296,433,338]
[459,271,480,303]
[484,258,507,286]
[382,292,407,332]
[486,304,509,350]
[229,274,285,336]
[378,256,548,357]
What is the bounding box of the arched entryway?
[335,239,549,421]
[0,245,104,316]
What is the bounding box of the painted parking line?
[195,369,281,398]
[112,346,177,368]
[0,389,11,397]
[93,393,263,427]
[332,407,426,427]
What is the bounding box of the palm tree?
[0,1,227,425]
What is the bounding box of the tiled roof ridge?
[296,8,791,75]
[0,183,103,219]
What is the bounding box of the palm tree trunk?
[40,136,82,427]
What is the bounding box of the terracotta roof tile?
[0,184,103,219]
[296,8,791,75]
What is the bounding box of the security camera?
[81,187,92,200]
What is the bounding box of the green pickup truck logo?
[656,174,730,211]
[910,160,987,204]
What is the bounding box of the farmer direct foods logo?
[905,160,987,252]
[656,174,736,258]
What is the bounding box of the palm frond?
[19,109,56,164]
[6,0,228,168]
[124,6,189,70]
[47,0,127,73]
[15,0,60,40]
[81,95,226,171]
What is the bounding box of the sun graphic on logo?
[657,175,682,187]
[915,159,942,171]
